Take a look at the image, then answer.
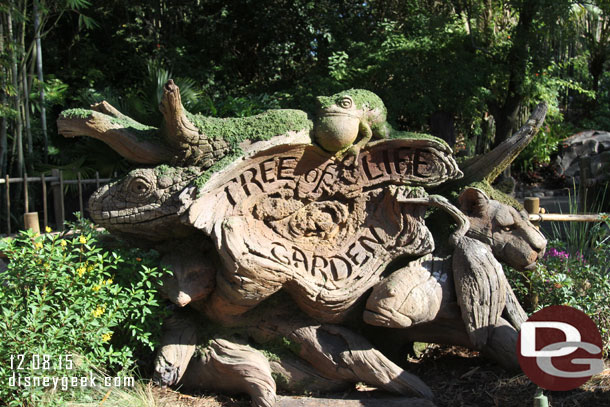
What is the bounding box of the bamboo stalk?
[5,175,10,235]
[7,3,24,179]
[33,0,48,163]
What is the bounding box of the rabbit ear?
[458,188,490,217]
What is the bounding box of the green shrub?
[0,218,171,406]
[515,120,574,174]
[505,215,610,357]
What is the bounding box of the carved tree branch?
[159,79,230,166]
[57,108,172,164]
[463,102,547,184]
[159,79,201,149]
[91,100,129,120]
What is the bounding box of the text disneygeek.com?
[6,354,134,391]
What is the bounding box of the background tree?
[1,0,610,180]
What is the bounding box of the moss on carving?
[469,180,523,210]
[271,372,290,388]
[388,129,449,148]
[193,149,244,193]
[109,116,160,141]
[185,109,312,145]
[256,337,301,362]
[109,116,156,131]
[60,108,161,142]
[155,165,201,183]
[317,89,387,117]
[60,108,94,119]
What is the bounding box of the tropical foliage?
[0,217,170,406]
[1,0,610,183]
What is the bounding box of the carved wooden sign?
[59,83,548,405]
[190,138,462,322]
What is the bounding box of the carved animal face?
[89,166,200,242]
[314,89,389,152]
[458,188,546,270]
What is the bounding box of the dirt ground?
[151,345,610,407]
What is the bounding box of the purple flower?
[544,247,569,260]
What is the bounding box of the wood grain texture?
[452,236,507,349]
[153,312,198,386]
[181,338,277,407]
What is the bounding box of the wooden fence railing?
[0,169,112,235]
[524,197,607,226]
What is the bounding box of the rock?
[555,130,610,180]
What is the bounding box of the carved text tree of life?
[188,139,462,322]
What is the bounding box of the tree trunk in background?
[490,0,536,148]
[22,64,33,157]
[429,111,456,147]
[33,0,48,163]
[7,2,24,178]
[20,0,32,158]
[476,113,495,156]
[0,18,7,176]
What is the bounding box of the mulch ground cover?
[152,345,610,407]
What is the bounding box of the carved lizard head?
[89,165,200,242]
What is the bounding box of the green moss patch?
[388,128,449,148]
[186,109,312,145]
[155,165,201,182]
[193,149,244,193]
[109,116,159,142]
[469,180,523,210]
[60,108,94,119]
[317,89,387,116]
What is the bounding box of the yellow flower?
[34,242,43,250]
[92,285,101,292]
[105,278,113,285]
[79,235,87,244]
[60,240,67,247]
[45,226,52,233]
[43,263,49,268]
[92,306,106,318]
[102,332,112,342]
[87,264,95,272]
[77,266,86,277]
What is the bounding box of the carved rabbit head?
[458,188,546,270]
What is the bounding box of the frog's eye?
[338,96,353,109]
